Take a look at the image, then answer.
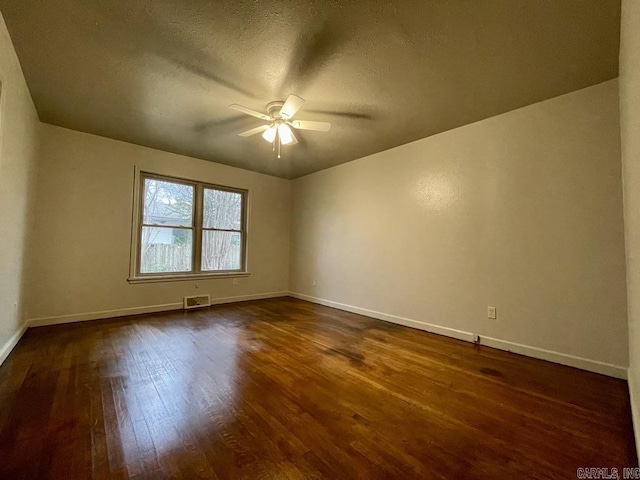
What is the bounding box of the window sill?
[128,272,250,284]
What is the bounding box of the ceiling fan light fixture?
[278,124,294,145]
[262,125,277,143]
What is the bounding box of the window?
[130,172,247,281]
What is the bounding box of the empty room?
[1,0,640,478]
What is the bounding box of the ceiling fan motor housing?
[266,101,285,119]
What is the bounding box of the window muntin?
[135,173,247,278]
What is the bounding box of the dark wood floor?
[0,297,636,479]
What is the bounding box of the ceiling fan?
[229,94,331,158]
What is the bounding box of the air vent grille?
[183,294,211,310]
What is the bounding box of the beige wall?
[290,80,628,375]
[26,124,290,323]
[0,12,40,360]
[620,0,640,454]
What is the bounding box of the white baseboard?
[480,336,627,379]
[209,291,288,306]
[288,292,475,343]
[0,323,28,366]
[27,291,289,328]
[27,302,183,327]
[288,291,627,379]
[628,371,640,464]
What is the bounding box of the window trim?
[128,168,249,283]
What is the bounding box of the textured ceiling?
[0,0,620,178]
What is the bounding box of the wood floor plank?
[0,297,636,479]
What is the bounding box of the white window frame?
[128,168,250,283]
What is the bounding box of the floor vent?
[183,294,211,310]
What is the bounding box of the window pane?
[140,226,193,273]
[202,231,242,271]
[143,178,193,227]
[203,188,242,230]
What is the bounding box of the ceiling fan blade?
[290,120,331,132]
[280,94,305,119]
[238,125,269,137]
[229,104,270,121]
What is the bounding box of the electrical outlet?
[312,279,317,287]
[487,306,497,319]
[233,278,239,285]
